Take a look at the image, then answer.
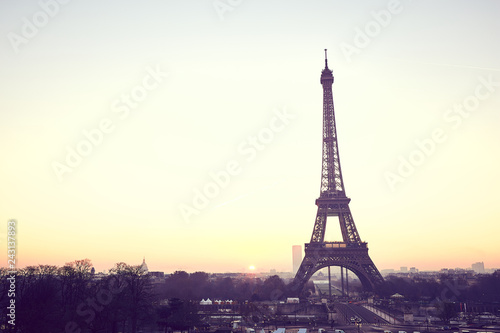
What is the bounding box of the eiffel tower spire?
[319,48,344,196]
[291,51,383,294]
[310,50,361,245]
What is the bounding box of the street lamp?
[355,317,362,333]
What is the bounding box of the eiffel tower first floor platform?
[290,242,384,296]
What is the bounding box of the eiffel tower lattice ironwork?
[291,50,383,294]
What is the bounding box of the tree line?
[375,272,500,302]
[155,270,291,302]
[0,259,154,332]
[0,260,295,333]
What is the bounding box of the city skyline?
[1,1,499,274]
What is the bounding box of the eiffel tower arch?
[290,50,383,296]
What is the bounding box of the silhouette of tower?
[291,50,383,294]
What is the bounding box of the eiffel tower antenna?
[290,51,383,295]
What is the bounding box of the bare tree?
[109,262,154,333]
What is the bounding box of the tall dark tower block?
[292,245,302,274]
[291,50,383,294]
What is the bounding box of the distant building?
[292,245,302,274]
[410,267,418,273]
[400,266,408,272]
[149,271,165,278]
[471,261,485,273]
[140,257,149,274]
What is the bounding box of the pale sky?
[1,0,499,274]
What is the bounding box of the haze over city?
[1,0,499,274]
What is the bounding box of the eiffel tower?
[291,50,383,295]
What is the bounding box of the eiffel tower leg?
[341,266,344,296]
[328,266,332,298]
[289,254,315,296]
[346,269,349,297]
